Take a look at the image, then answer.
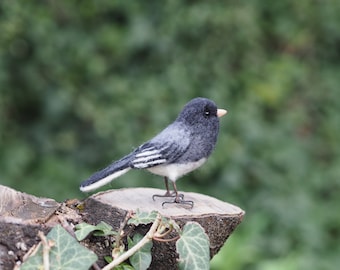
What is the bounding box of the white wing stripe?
[133,154,162,164]
[133,159,167,168]
[135,149,160,157]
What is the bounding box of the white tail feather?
[80,168,130,192]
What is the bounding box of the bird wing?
[131,141,186,169]
[131,124,191,169]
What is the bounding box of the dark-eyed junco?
[80,97,227,206]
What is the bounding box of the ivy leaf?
[128,209,158,226]
[92,221,117,237]
[167,218,181,233]
[176,222,210,270]
[114,263,135,270]
[128,233,153,270]
[74,223,97,241]
[21,225,97,270]
[75,221,117,241]
[104,255,113,263]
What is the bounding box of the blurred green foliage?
[1,1,340,269]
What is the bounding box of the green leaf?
[168,218,181,233]
[128,209,158,226]
[75,222,97,241]
[176,222,210,270]
[104,255,113,263]
[114,263,135,270]
[92,221,117,237]
[75,221,117,241]
[21,225,97,270]
[128,233,153,270]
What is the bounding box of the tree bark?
[0,185,245,269]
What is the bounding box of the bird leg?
[161,182,194,208]
[152,177,184,201]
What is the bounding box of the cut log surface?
[0,185,59,223]
[92,187,243,217]
[0,185,245,270]
[0,185,62,270]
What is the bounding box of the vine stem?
[38,231,50,270]
[101,213,162,270]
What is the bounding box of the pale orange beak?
[217,109,227,118]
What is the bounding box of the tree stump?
[0,185,245,269]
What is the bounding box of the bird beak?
[217,109,227,118]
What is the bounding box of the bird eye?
[204,109,210,117]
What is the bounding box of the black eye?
[204,108,210,117]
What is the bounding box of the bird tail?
[80,154,133,192]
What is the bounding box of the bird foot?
[152,192,184,201]
[161,197,194,208]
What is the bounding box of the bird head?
[177,97,227,126]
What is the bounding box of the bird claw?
[153,178,192,208]
[162,198,194,209]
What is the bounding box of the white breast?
[147,158,207,182]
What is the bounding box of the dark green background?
[1,1,339,269]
